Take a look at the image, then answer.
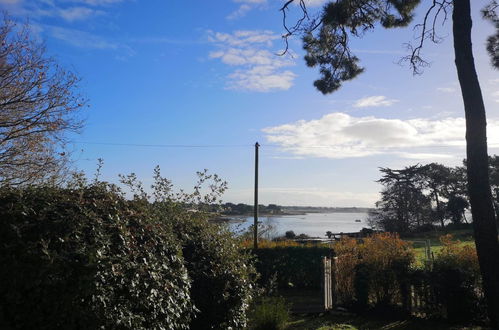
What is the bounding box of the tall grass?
[248,297,289,330]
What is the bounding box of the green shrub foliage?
[248,296,289,330]
[0,184,193,329]
[252,246,331,289]
[427,235,486,322]
[170,213,255,329]
[0,168,256,329]
[128,168,256,330]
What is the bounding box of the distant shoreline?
[209,208,372,223]
[218,207,373,217]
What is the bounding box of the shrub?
[0,184,193,330]
[333,233,414,309]
[170,213,256,330]
[430,235,485,322]
[122,168,257,329]
[0,167,257,330]
[252,246,331,290]
[248,296,289,330]
[360,233,414,307]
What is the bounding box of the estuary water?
[229,212,369,238]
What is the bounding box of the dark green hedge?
[169,211,256,330]
[251,246,331,290]
[0,185,193,329]
[0,184,256,330]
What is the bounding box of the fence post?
[323,256,333,311]
[322,256,327,310]
[409,284,414,315]
[332,256,337,307]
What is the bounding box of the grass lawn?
[286,312,487,330]
[402,227,476,264]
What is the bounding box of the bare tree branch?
[0,14,85,186]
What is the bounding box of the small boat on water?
[355,219,361,222]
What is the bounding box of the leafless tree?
[0,15,85,186]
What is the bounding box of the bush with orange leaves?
[430,234,485,322]
[333,233,414,309]
[434,234,479,273]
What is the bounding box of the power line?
[71,141,252,148]
[70,140,499,150]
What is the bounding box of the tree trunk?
[434,189,444,228]
[453,0,499,326]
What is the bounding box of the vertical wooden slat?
[332,256,337,307]
[323,256,333,311]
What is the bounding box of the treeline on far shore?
[208,203,374,216]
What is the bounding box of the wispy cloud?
[226,0,325,20]
[208,30,297,92]
[227,4,252,20]
[227,0,266,20]
[0,0,122,22]
[0,1,134,57]
[353,95,398,108]
[263,112,499,159]
[41,24,134,58]
[58,6,102,21]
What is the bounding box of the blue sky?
[2,0,499,206]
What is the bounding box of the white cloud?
[0,0,123,21]
[58,6,102,21]
[493,91,499,103]
[227,0,265,19]
[228,67,296,92]
[208,30,278,47]
[353,95,398,108]
[226,4,252,20]
[208,30,297,92]
[262,112,499,159]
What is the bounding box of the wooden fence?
[322,256,440,316]
[322,256,333,310]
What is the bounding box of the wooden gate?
[322,256,335,310]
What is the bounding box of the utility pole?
[253,142,259,249]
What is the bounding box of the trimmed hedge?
[0,183,256,330]
[0,185,193,330]
[172,214,256,329]
[251,246,331,289]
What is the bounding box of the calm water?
[229,212,369,238]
